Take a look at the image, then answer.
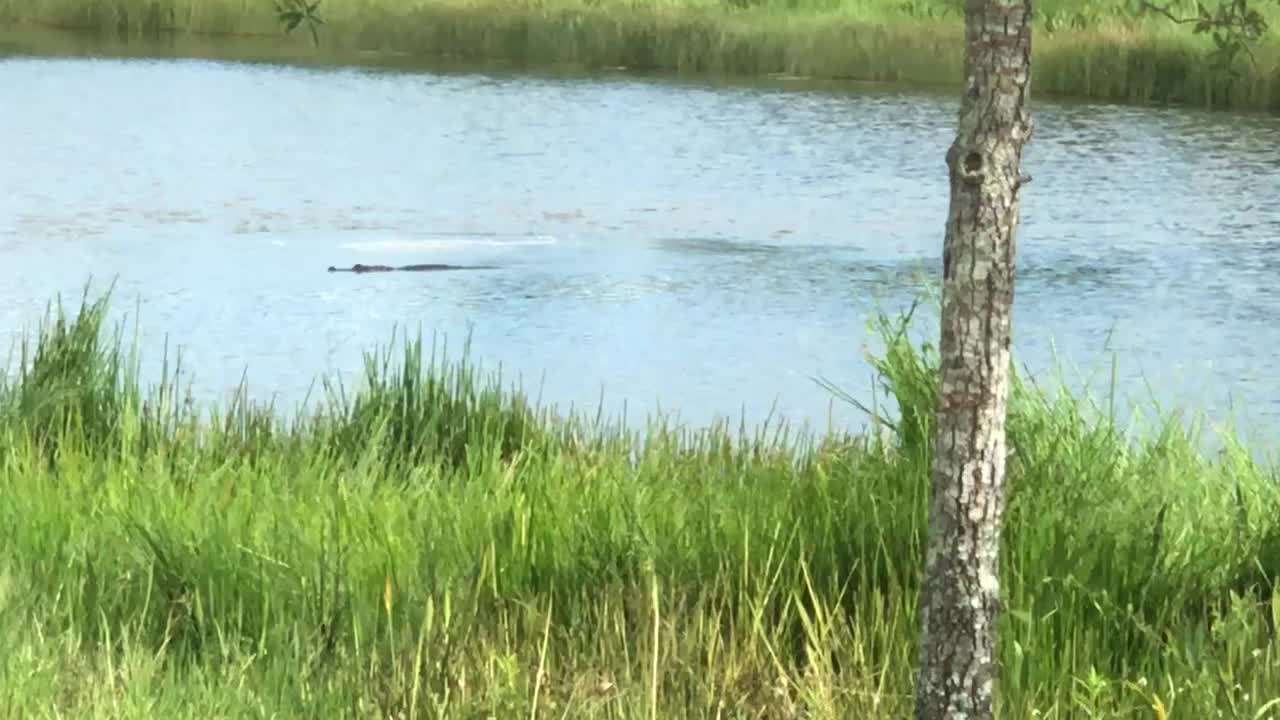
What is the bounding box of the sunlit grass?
[2,0,1279,110]
[0,286,1277,717]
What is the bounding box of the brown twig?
[1137,0,1199,24]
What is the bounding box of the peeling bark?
[912,0,1033,718]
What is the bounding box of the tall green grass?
[1,287,1278,718]
[2,0,1279,111]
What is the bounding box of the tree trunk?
[912,0,1033,717]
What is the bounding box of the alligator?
[327,263,496,273]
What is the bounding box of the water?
[3,33,1280,445]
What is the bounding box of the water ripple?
[1,50,1278,437]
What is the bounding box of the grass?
[0,285,1278,718]
[2,0,1280,111]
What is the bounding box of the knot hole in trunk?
[961,151,984,185]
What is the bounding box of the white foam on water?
[340,235,558,252]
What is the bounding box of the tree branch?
[1138,0,1268,68]
[1137,0,1201,25]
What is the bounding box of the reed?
[2,0,1279,111]
[0,286,1278,717]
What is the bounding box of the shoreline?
[1,290,1277,717]
[2,1,1279,113]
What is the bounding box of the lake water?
[3,31,1280,445]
